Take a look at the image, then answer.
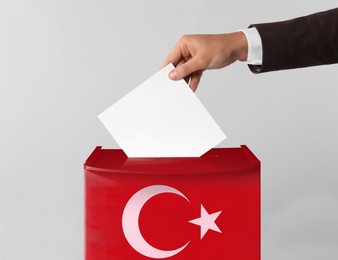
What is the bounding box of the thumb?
[169,57,205,80]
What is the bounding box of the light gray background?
[0,0,337,259]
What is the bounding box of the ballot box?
[84,146,260,260]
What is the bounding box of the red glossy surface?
[85,146,260,260]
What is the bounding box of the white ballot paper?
[98,64,226,157]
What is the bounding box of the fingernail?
[169,70,177,80]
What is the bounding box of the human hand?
[162,32,248,91]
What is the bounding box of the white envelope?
[98,64,226,157]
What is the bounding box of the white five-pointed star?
[188,205,222,239]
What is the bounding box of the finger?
[189,70,203,92]
[169,56,205,80]
[176,59,191,84]
[176,59,185,67]
[161,43,184,69]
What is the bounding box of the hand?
[162,32,248,91]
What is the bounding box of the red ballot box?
[84,146,260,260]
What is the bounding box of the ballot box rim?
[84,145,260,175]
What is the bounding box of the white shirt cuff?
[239,27,263,65]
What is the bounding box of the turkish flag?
[85,146,260,260]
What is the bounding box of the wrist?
[231,31,248,62]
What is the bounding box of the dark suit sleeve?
[248,8,338,73]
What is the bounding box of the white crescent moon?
[122,185,190,259]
